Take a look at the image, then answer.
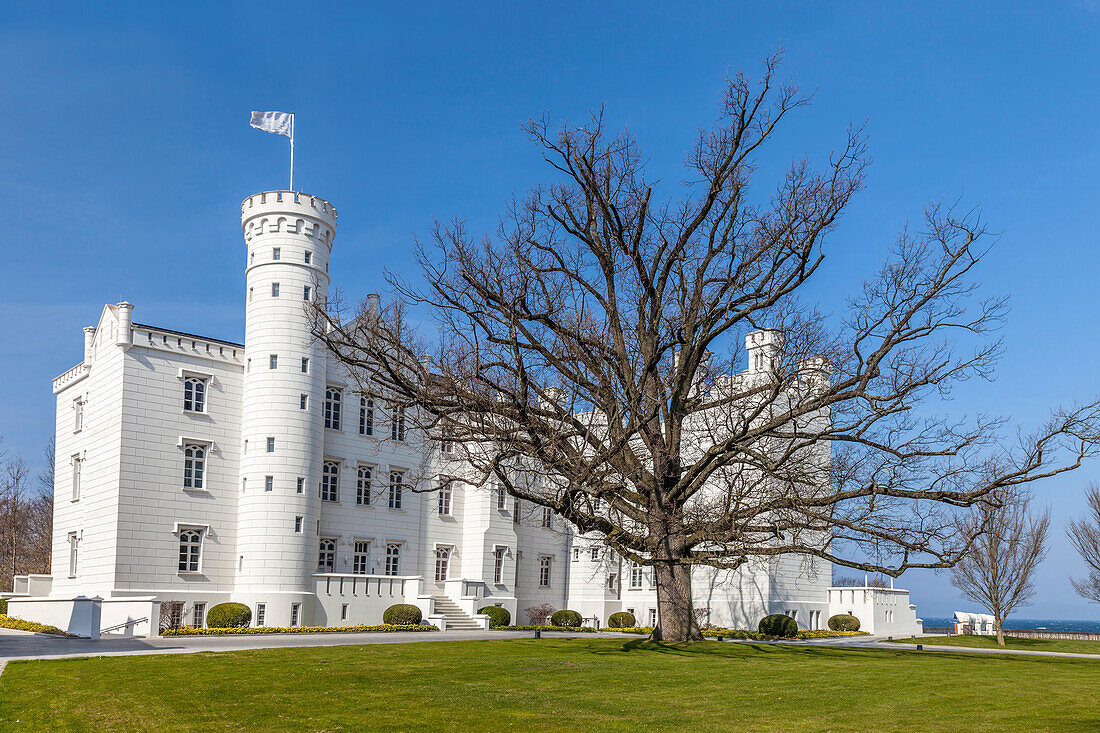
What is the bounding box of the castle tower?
[235,191,337,625]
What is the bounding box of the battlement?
[241,191,337,246]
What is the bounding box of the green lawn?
[2,639,1099,731]
[891,634,1100,655]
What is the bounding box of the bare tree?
[0,455,31,590]
[317,54,1100,641]
[1067,484,1100,603]
[950,496,1050,646]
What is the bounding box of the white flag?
[250,111,293,138]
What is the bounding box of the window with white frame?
[73,396,84,431]
[539,556,552,587]
[590,547,600,562]
[321,461,339,502]
[256,603,266,627]
[390,404,406,441]
[264,475,273,492]
[290,603,301,627]
[272,247,281,260]
[303,285,311,301]
[353,541,370,574]
[183,444,205,490]
[649,608,657,626]
[271,282,280,297]
[301,357,309,373]
[67,532,78,577]
[178,529,203,573]
[183,376,206,413]
[388,470,403,509]
[573,548,580,562]
[318,538,336,571]
[192,602,206,628]
[300,394,308,410]
[438,480,452,515]
[304,250,312,264]
[384,543,401,576]
[359,396,374,436]
[266,437,275,452]
[71,454,82,501]
[541,507,553,529]
[341,603,349,621]
[324,387,342,430]
[356,465,372,506]
[434,546,450,582]
[493,546,506,584]
[496,484,507,511]
[296,477,304,494]
[513,498,521,524]
[269,354,278,370]
[294,516,303,533]
[630,562,644,589]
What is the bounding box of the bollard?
[716,635,724,642]
[534,630,541,639]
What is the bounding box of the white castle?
[7,189,922,638]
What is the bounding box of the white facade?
[827,585,923,637]
[8,188,919,636]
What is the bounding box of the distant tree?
[950,496,1050,646]
[0,455,31,590]
[524,603,556,625]
[318,54,1100,642]
[1067,484,1100,604]
[832,576,862,587]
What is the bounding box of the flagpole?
[289,114,295,192]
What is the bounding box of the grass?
[890,634,1100,655]
[1,638,1099,731]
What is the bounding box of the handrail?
[101,617,149,634]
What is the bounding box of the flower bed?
[0,614,77,637]
[161,623,437,637]
[598,626,868,640]
[495,625,597,632]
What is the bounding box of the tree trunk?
[995,614,1005,646]
[651,562,703,642]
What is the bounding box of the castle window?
[630,562,644,589]
[272,247,281,261]
[294,516,303,533]
[264,475,273,492]
[266,437,275,452]
[493,546,506,584]
[192,602,206,628]
[434,546,451,582]
[359,397,374,436]
[590,547,600,562]
[271,283,280,297]
[183,376,206,413]
[67,532,79,578]
[304,251,312,264]
[183,444,205,490]
[324,388,342,430]
[438,480,452,516]
[353,541,370,574]
[384,543,401,576]
[539,556,552,587]
[318,538,336,572]
[256,603,266,627]
[391,405,407,441]
[269,354,278,370]
[290,603,301,627]
[303,286,311,301]
[301,357,309,373]
[513,499,521,524]
[496,484,507,511]
[541,507,553,529]
[296,477,304,494]
[356,465,372,506]
[71,454,82,501]
[388,470,404,509]
[573,548,580,561]
[73,397,84,432]
[300,394,308,410]
[341,604,349,621]
[178,529,203,573]
[321,461,339,502]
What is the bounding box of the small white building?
[5,187,921,638]
[953,611,996,635]
[827,585,923,637]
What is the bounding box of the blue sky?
[2,1,1098,619]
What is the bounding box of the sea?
[920,617,1100,633]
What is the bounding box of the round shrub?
[758,614,798,637]
[205,602,251,628]
[383,603,423,625]
[478,605,511,628]
[827,613,860,632]
[607,611,636,629]
[550,609,583,627]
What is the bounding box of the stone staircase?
[432,595,483,631]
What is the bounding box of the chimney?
[83,327,96,364]
[366,293,380,318]
[115,302,134,348]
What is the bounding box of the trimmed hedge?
[607,611,636,629]
[0,598,7,615]
[758,614,799,637]
[0,614,76,637]
[162,623,436,636]
[383,604,423,625]
[828,614,861,632]
[205,602,251,629]
[550,610,583,628]
[496,625,597,632]
[478,606,511,628]
[600,626,654,634]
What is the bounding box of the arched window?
[321,461,339,502]
[324,388,342,430]
[356,465,372,506]
[390,405,406,441]
[183,376,206,413]
[318,538,336,571]
[183,444,206,489]
[434,546,450,582]
[388,470,403,509]
[359,396,374,436]
[178,529,203,572]
[385,543,401,576]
